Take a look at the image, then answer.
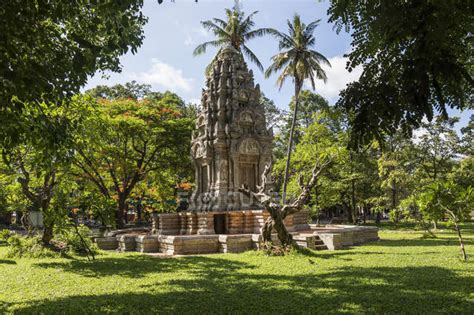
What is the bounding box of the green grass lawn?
[1,223,473,314]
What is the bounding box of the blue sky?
[84,0,472,130]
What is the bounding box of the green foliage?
[86,81,152,100]
[55,224,99,256]
[193,3,274,71]
[265,15,330,89]
[75,91,193,226]
[0,225,473,313]
[0,229,11,243]
[328,1,473,146]
[417,181,473,224]
[5,234,60,258]
[0,0,148,147]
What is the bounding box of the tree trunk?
[452,220,467,261]
[282,80,302,204]
[42,222,54,246]
[116,196,127,228]
[375,212,381,224]
[262,209,293,248]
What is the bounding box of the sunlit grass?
[1,222,473,314]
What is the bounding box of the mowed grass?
[1,223,473,314]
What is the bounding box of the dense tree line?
[0,83,194,244]
[270,90,473,257]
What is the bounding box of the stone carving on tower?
[189,45,273,211]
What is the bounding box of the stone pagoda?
[189,45,273,211]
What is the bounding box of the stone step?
[314,244,328,250]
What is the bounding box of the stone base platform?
[152,210,310,235]
[94,225,379,255]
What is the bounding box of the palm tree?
[193,2,274,72]
[265,14,331,204]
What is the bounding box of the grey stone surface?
[189,45,273,212]
[95,236,118,250]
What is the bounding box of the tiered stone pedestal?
[153,209,310,236]
[94,210,380,255]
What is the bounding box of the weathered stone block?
[117,235,136,252]
[95,236,118,250]
[135,235,159,253]
[219,234,253,253]
[157,235,219,255]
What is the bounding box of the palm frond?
[304,19,321,37]
[242,44,264,72]
[244,28,277,40]
[201,21,229,38]
[310,50,331,67]
[193,39,225,56]
[212,18,228,29]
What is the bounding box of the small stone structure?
[189,45,273,211]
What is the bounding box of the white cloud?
[309,55,363,102]
[188,98,201,105]
[184,27,210,47]
[130,59,194,93]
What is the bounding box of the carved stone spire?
[189,45,273,212]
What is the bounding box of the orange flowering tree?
[74,92,193,228]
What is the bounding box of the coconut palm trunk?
[282,77,303,203]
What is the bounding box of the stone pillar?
[185,212,198,235]
[252,210,265,233]
[197,212,215,235]
[179,212,187,235]
[242,210,254,234]
[227,211,245,234]
[157,213,180,235]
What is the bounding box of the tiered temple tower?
[189,45,273,211]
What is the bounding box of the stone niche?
[188,45,273,212]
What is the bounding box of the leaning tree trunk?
[242,161,331,251]
[282,80,302,204]
[262,208,294,247]
[446,210,467,261]
[453,221,467,261]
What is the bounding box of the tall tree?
[416,116,461,182]
[193,2,274,71]
[265,14,331,203]
[1,96,91,245]
[0,1,147,147]
[74,93,192,227]
[328,1,473,146]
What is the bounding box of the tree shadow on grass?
[0,259,16,264]
[33,254,254,279]
[8,263,473,314]
[370,237,473,247]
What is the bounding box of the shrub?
[56,224,99,256]
[5,234,61,258]
[0,229,11,243]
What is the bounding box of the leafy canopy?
[0,0,147,147]
[193,2,274,71]
[328,1,473,146]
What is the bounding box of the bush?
[56,224,99,256]
[5,234,61,258]
[0,229,11,244]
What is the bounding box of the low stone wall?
[218,234,253,253]
[135,235,159,253]
[94,223,379,254]
[117,235,137,252]
[95,236,118,250]
[313,225,379,250]
[158,235,220,255]
[153,209,311,236]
